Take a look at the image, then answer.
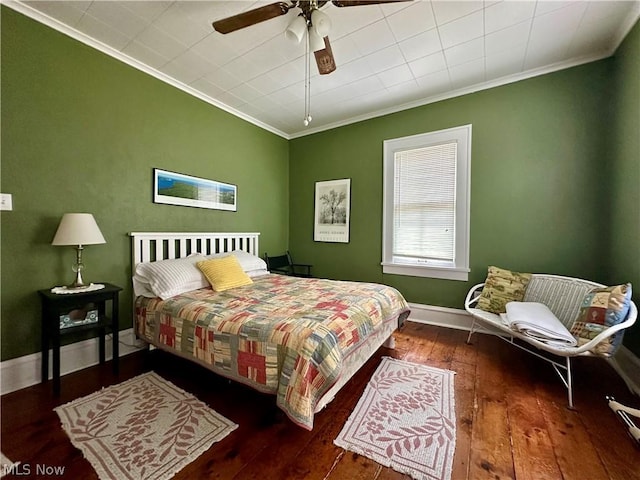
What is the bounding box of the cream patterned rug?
[1,452,18,477]
[335,357,456,480]
[55,372,237,480]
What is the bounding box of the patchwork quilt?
[135,274,410,429]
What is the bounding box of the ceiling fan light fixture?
[285,14,307,43]
[308,27,325,52]
[311,8,331,37]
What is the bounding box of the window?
[382,125,471,281]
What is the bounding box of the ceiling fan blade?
[212,2,292,34]
[314,36,336,75]
[332,0,411,6]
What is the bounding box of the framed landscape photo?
[314,178,351,243]
[153,169,237,211]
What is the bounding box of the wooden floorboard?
[2,322,638,479]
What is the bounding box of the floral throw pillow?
[569,283,632,355]
[476,266,532,314]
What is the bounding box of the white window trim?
[382,124,471,281]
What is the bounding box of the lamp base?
[68,245,87,289]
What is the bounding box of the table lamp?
[51,213,106,289]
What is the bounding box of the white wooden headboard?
[129,232,260,266]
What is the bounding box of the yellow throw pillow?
[197,255,253,292]
[476,266,532,314]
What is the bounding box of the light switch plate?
[0,193,13,211]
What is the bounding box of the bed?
[130,232,410,430]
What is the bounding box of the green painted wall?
[609,21,640,353]
[0,8,289,360]
[290,48,639,354]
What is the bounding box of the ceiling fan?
[212,1,409,75]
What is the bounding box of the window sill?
[381,262,469,281]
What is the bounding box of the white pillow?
[207,250,267,273]
[246,268,269,278]
[133,254,208,300]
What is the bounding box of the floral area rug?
[335,357,456,480]
[55,372,237,480]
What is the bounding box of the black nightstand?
[38,283,122,394]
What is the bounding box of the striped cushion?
[523,276,596,329]
[134,254,208,300]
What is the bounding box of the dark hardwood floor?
[2,322,638,479]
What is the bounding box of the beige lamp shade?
[51,213,106,246]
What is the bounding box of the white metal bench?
[465,274,637,408]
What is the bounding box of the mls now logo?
[2,462,66,476]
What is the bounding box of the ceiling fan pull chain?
[304,26,312,127]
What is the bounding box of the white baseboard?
[3,306,639,398]
[407,302,640,396]
[408,302,477,331]
[0,328,145,395]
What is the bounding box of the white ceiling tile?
[431,1,483,25]
[364,45,405,74]
[136,24,190,61]
[386,1,437,42]
[384,79,421,104]
[408,51,447,78]
[444,37,484,68]
[216,90,245,108]
[331,56,375,84]
[485,21,531,55]
[190,34,242,67]
[122,40,170,70]
[414,69,452,96]
[268,85,305,105]
[448,58,486,88]
[223,55,269,82]
[170,48,218,78]
[190,77,225,99]
[75,13,131,51]
[438,10,484,49]
[485,1,536,34]
[26,1,90,26]
[377,64,414,88]
[228,83,264,104]
[121,1,172,23]
[524,43,571,70]
[530,1,588,36]
[204,67,243,91]
[534,1,578,16]
[245,72,285,96]
[85,1,149,39]
[266,60,306,88]
[153,2,211,47]
[349,19,397,56]
[330,36,365,66]
[485,44,527,77]
[398,28,442,63]
[325,3,386,39]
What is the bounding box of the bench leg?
[566,356,574,409]
[466,318,477,344]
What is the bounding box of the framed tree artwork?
[314,178,351,243]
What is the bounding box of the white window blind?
[382,124,471,281]
[393,142,457,263]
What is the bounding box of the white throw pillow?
[133,254,208,300]
[207,250,267,273]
